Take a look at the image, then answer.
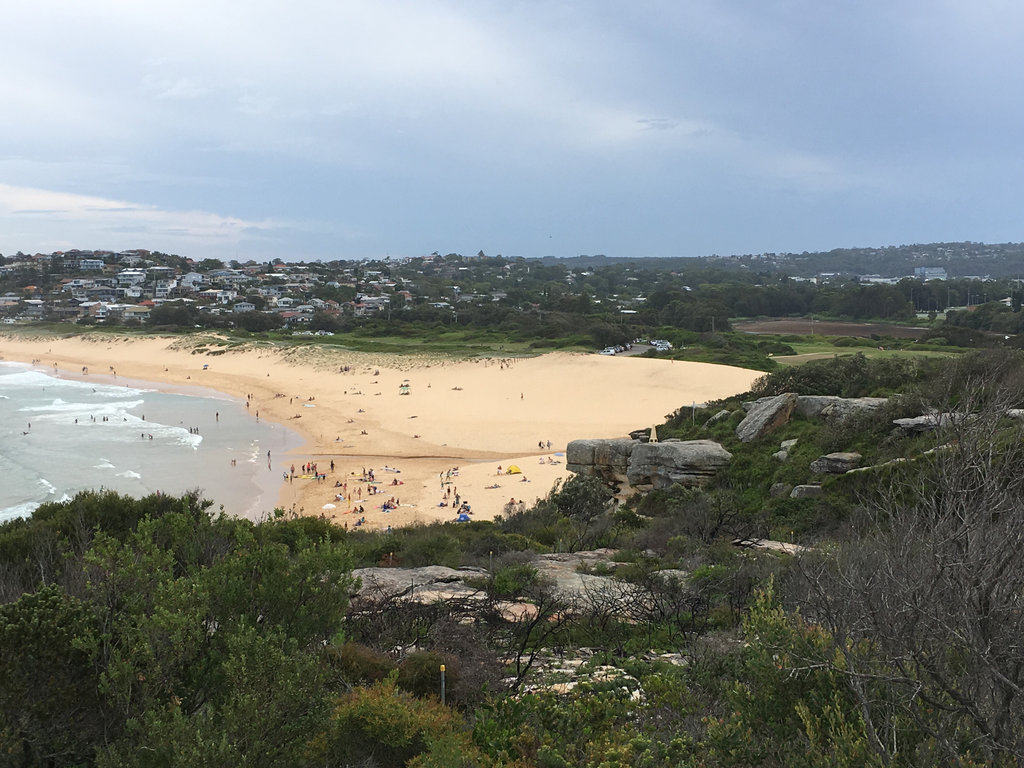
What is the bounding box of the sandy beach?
[0,333,762,529]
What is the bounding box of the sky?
[1,0,1022,262]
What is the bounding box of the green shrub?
[398,650,457,700]
[327,641,396,685]
[322,678,483,766]
[490,562,541,598]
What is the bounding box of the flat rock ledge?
[352,550,642,612]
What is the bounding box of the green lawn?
[772,342,960,366]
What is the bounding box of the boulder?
[795,396,888,421]
[892,413,955,433]
[769,482,793,498]
[703,409,731,427]
[810,452,862,474]
[774,437,799,462]
[790,484,823,498]
[735,393,798,442]
[626,440,732,489]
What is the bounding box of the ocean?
[0,362,302,522]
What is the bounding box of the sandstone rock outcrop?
[795,396,888,421]
[735,394,889,441]
[567,438,732,490]
[352,550,639,607]
[736,393,798,442]
[566,438,636,482]
[790,484,823,498]
[893,413,957,433]
[809,451,862,474]
[626,440,733,490]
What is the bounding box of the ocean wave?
[0,367,144,398]
[19,398,146,415]
[0,501,40,522]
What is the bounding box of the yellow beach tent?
[506,465,522,474]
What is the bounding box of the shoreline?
[0,333,763,529]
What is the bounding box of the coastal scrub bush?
[490,562,541,599]
[398,528,463,568]
[398,650,459,700]
[326,641,396,686]
[0,585,105,764]
[746,352,925,398]
[318,677,484,767]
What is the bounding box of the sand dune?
[0,334,762,529]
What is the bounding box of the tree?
[234,310,283,332]
[148,301,196,328]
[0,586,106,765]
[551,474,613,551]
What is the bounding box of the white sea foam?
[0,501,41,522]
[117,470,142,479]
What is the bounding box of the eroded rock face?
[567,438,732,490]
[566,438,636,482]
[809,451,862,474]
[795,396,888,421]
[736,393,798,442]
[627,440,733,489]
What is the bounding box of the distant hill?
[544,241,1024,279]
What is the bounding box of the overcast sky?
[1,1,1021,262]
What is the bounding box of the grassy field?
[771,340,960,366]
